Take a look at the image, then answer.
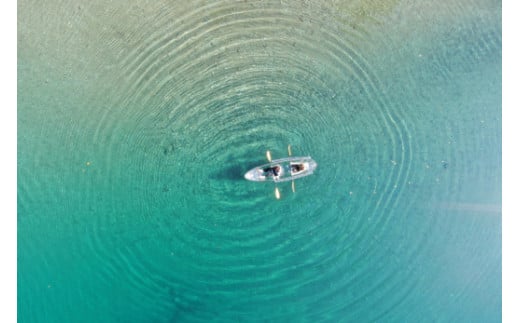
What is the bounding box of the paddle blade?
[291,180,295,193]
[275,187,281,199]
[288,144,292,156]
[266,150,272,162]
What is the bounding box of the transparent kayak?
[244,156,318,182]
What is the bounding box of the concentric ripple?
[84,1,420,320]
[18,0,502,322]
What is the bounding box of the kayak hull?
[244,156,317,182]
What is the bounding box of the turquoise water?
[18,1,501,322]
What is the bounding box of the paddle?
[288,145,296,193]
[266,150,281,199]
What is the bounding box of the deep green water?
[18,1,501,322]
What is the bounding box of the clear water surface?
[18,0,501,322]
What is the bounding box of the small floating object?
[244,145,317,199]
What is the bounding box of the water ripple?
[19,0,501,321]
[82,1,422,319]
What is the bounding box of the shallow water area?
[18,0,501,322]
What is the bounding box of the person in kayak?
[263,165,281,177]
[291,163,305,173]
